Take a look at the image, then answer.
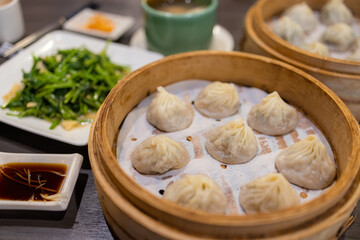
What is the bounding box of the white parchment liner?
[117,80,335,215]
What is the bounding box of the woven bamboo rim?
[89,51,360,237]
[252,0,360,75]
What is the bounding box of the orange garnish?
[86,14,114,32]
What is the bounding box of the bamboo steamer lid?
[88,51,360,239]
[242,5,360,120]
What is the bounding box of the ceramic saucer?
[130,24,235,52]
[64,8,135,40]
[0,152,83,211]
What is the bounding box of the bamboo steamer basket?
[242,0,360,120]
[88,51,360,239]
[252,0,360,75]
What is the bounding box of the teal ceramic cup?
[141,0,218,56]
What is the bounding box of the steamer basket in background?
[242,0,360,120]
[88,51,360,239]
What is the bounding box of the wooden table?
[0,0,358,239]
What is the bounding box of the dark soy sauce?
[0,162,67,201]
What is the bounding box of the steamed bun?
[163,175,227,213]
[347,52,360,61]
[205,118,258,164]
[194,81,240,119]
[321,23,357,52]
[247,91,298,136]
[302,42,330,57]
[275,135,336,189]
[131,135,189,174]
[272,16,305,46]
[147,86,194,132]
[284,2,317,32]
[320,0,353,25]
[239,173,300,214]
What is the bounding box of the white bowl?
[0,152,83,211]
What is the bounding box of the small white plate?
[130,24,235,52]
[63,8,134,40]
[0,152,83,211]
[0,30,163,146]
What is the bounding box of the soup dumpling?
[302,42,330,57]
[205,118,258,164]
[131,135,189,174]
[247,91,298,136]
[147,86,194,132]
[283,2,317,32]
[321,23,357,52]
[275,135,337,190]
[272,16,305,46]
[239,173,300,214]
[320,0,353,25]
[163,175,227,214]
[194,81,240,119]
[347,52,360,61]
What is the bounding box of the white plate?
[0,30,163,146]
[130,24,235,52]
[0,152,83,211]
[63,8,134,40]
